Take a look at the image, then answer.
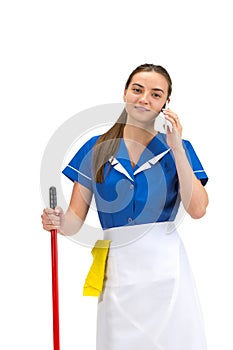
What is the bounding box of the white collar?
[109,149,170,181]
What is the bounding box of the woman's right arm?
[41,181,93,236]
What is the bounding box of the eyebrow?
[132,83,165,94]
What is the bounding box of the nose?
[138,91,149,104]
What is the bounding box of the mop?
[49,186,60,350]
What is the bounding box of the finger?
[42,223,60,231]
[42,214,61,228]
[164,115,177,126]
[49,214,60,225]
[41,208,62,232]
[41,210,60,225]
[164,114,181,128]
[163,108,178,117]
[43,208,59,219]
[164,111,179,122]
[43,207,54,215]
[42,218,59,228]
[54,206,64,216]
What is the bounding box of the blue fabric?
[62,133,208,229]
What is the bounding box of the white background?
[1,0,232,349]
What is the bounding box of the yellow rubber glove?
[83,240,111,296]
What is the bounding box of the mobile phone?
[160,102,173,133]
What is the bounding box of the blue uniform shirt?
[62,133,208,229]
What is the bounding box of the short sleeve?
[183,140,208,186]
[62,135,100,191]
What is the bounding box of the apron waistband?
[104,222,177,248]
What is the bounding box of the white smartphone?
[155,102,173,133]
[163,103,173,133]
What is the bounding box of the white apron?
[96,222,207,350]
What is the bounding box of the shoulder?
[181,138,199,155]
[62,134,102,186]
[81,134,101,149]
[182,138,192,147]
[65,134,101,166]
[72,134,102,156]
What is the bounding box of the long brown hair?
[93,63,172,183]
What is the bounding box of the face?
[123,71,169,127]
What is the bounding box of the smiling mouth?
[135,106,150,112]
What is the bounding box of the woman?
[42,63,209,349]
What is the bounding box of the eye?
[152,93,162,98]
[132,88,142,94]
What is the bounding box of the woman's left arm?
[163,109,209,219]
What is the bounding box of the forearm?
[60,207,84,236]
[172,147,209,219]
[60,182,92,236]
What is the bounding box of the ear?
[163,98,171,109]
[123,89,127,102]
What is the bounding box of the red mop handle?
[49,187,60,350]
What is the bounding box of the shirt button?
[128,217,133,223]
[129,184,134,190]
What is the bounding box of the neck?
[123,124,157,145]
